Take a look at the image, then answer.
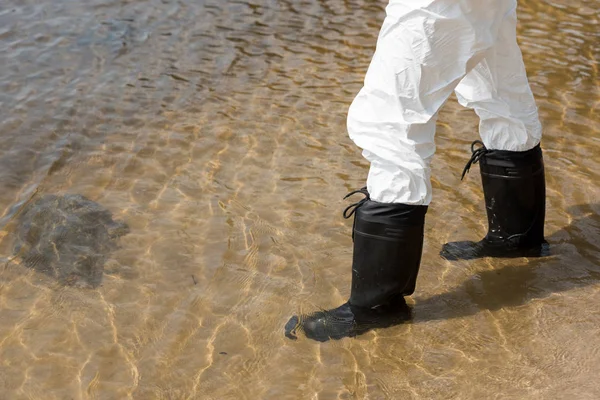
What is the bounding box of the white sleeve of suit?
[346,0,542,205]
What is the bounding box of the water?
[0,0,598,398]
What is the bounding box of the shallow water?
[0,0,599,398]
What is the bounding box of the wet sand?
[0,0,599,399]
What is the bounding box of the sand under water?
[0,0,599,399]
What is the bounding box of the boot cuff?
[481,144,544,178]
[355,200,427,229]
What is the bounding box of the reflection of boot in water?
[441,141,550,261]
[285,188,426,342]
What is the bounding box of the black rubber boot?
[285,188,427,342]
[441,141,548,261]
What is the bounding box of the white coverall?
[347,0,542,205]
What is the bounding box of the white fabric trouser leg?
[347,0,542,205]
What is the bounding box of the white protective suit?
[347,0,542,205]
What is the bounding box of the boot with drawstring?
[441,141,548,261]
[285,188,427,342]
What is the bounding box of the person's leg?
[441,3,547,260]
[349,0,511,205]
[285,0,514,341]
[454,3,541,152]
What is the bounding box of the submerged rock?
[13,194,129,288]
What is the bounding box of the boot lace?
[342,186,369,219]
[461,140,489,180]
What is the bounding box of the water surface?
[0,0,599,399]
